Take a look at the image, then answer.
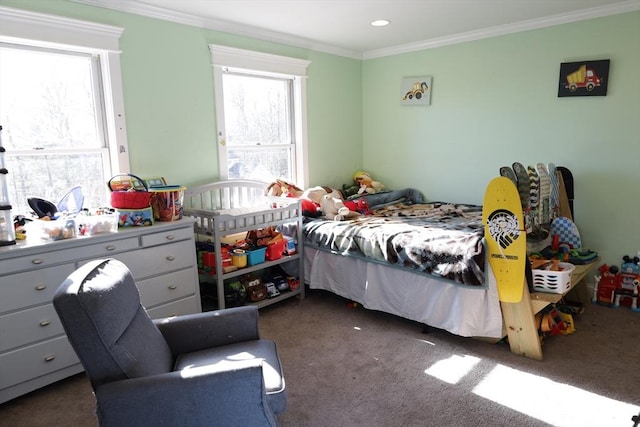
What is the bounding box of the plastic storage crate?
[532,262,575,294]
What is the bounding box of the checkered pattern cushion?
[551,217,582,248]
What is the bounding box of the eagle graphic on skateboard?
[483,177,527,303]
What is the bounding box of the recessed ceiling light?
[371,19,390,27]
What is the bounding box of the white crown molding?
[70,0,361,59]
[365,0,640,59]
[0,5,123,52]
[71,0,639,60]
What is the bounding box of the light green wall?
[363,12,640,265]
[3,0,638,264]
[1,0,362,189]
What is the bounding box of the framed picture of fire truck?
[558,59,610,97]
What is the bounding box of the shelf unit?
[500,258,599,361]
[184,180,304,310]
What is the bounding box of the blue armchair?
[53,258,286,426]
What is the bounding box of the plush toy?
[301,185,342,205]
[344,198,371,215]
[301,198,321,218]
[353,171,385,195]
[320,194,359,221]
[266,179,304,198]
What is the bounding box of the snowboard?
[483,177,527,303]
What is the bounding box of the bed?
[302,199,504,339]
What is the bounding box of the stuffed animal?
[353,171,385,195]
[320,194,359,221]
[266,179,304,198]
[301,185,343,205]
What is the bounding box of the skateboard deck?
[483,177,527,303]
[535,163,551,239]
[499,166,517,185]
[558,166,574,219]
[512,162,532,234]
[547,163,560,220]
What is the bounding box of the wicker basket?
[532,262,575,294]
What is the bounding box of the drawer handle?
[40,320,51,327]
[44,355,56,362]
[168,284,177,290]
[32,259,44,265]
[166,235,175,241]
[35,285,47,291]
[106,245,116,251]
[166,255,175,261]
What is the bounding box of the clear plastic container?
[0,205,16,246]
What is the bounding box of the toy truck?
[565,64,601,92]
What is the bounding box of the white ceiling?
[74,0,639,58]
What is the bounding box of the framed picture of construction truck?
[558,59,610,97]
[401,76,432,105]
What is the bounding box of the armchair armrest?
[96,360,277,427]
[154,305,260,356]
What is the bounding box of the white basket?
[532,262,575,294]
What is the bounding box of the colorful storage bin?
[117,207,154,227]
[247,247,267,266]
[149,185,185,222]
[265,239,286,261]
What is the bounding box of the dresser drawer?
[70,236,140,260]
[141,226,193,248]
[0,304,65,352]
[138,267,197,309]
[146,296,201,319]
[111,239,197,280]
[0,336,80,389]
[0,264,76,313]
[0,237,139,275]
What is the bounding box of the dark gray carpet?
[2,288,639,426]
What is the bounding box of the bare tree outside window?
[0,44,110,216]
[222,73,295,182]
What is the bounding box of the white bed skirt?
[304,247,503,338]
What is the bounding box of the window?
[0,7,128,216]
[210,45,310,186]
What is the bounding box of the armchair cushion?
[54,259,173,389]
[175,339,287,414]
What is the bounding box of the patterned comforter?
[303,202,486,286]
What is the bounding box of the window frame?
[209,44,310,187]
[0,6,130,181]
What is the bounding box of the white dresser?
[0,218,201,404]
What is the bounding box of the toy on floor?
[592,255,640,312]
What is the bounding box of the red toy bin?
[265,239,286,261]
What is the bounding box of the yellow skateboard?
[483,177,527,303]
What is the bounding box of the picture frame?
[558,59,610,97]
[401,76,432,106]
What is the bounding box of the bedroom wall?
[362,11,640,267]
[2,0,363,189]
[4,1,638,265]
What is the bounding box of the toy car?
[265,282,280,298]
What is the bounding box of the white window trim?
[209,44,310,187]
[0,6,130,174]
